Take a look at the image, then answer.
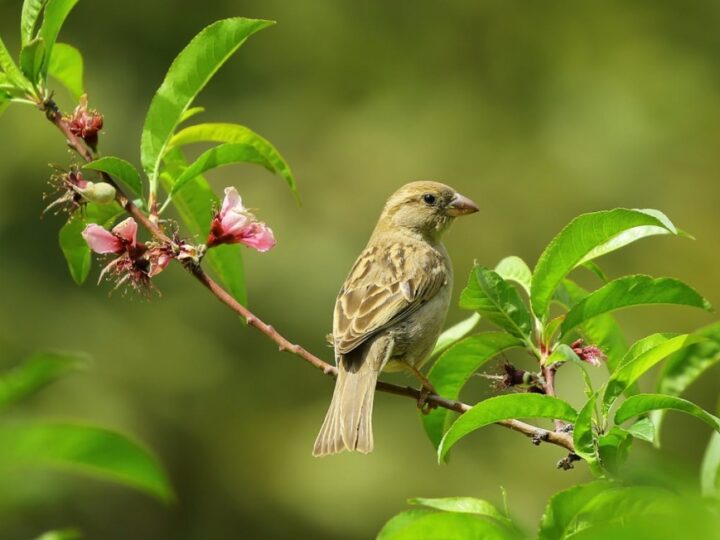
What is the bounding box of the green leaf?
[161,148,246,304]
[377,509,517,540]
[0,36,33,91]
[459,266,533,340]
[59,216,91,284]
[85,156,143,199]
[168,122,298,199]
[58,203,124,285]
[423,333,523,453]
[0,352,82,410]
[409,497,523,537]
[409,497,508,520]
[179,106,205,124]
[140,18,274,184]
[537,480,613,540]
[563,485,682,537]
[531,209,679,319]
[615,394,720,433]
[603,334,701,410]
[21,0,48,46]
[494,255,532,296]
[561,275,712,336]
[573,393,600,469]
[169,142,268,197]
[701,432,720,498]
[34,529,81,540]
[48,42,84,99]
[438,394,577,461]
[38,0,79,78]
[581,260,609,283]
[597,427,632,474]
[430,313,481,358]
[652,322,720,443]
[20,37,46,83]
[624,417,656,444]
[557,279,629,373]
[542,316,564,346]
[0,422,173,502]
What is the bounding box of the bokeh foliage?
[1,0,719,538]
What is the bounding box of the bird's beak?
[446,192,479,216]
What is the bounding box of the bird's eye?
[422,193,437,206]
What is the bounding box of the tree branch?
[41,100,576,456]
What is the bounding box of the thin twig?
[41,100,576,456]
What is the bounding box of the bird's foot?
[405,365,438,414]
[417,385,438,414]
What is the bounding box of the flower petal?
[82,224,123,254]
[112,217,138,246]
[240,222,276,252]
[221,186,245,217]
[221,208,251,237]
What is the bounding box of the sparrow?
[313,181,479,456]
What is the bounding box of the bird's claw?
[417,386,438,415]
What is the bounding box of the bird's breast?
[385,268,453,372]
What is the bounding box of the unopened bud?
[78,181,116,204]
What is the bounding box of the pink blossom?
[82,217,137,254]
[206,187,276,251]
[66,95,104,150]
[82,224,123,254]
[571,339,606,367]
[82,217,157,293]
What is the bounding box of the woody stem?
[42,100,576,457]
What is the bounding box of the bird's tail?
[313,356,378,457]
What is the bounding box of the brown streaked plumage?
[313,181,478,457]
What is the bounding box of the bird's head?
[377,181,479,239]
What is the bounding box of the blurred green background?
[1,0,719,538]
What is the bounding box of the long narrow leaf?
[438,394,577,461]
[430,313,481,358]
[537,480,613,540]
[652,322,720,443]
[494,255,532,296]
[38,0,79,77]
[602,333,701,410]
[48,42,84,99]
[169,142,268,196]
[168,122,297,199]
[573,393,600,472]
[21,0,48,45]
[701,432,720,498]
[408,497,522,536]
[0,352,82,410]
[19,37,46,83]
[0,36,33,91]
[377,509,517,540]
[0,422,173,502]
[459,265,533,340]
[531,209,680,319]
[615,394,720,433]
[140,18,273,181]
[561,275,711,336]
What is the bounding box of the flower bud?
[66,95,104,151]
[77,181,116,205]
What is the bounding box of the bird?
[313,181,479,456]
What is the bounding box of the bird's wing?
[333,241,448,355]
